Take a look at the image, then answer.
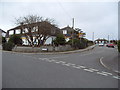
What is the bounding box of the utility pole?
[108,35,109,43]
[72,18,74,29]
[72,18,74,47]
[92,32,94,42]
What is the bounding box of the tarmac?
[2,44,120,75]
[100,51,120,75]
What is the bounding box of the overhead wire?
[56,0,73,26]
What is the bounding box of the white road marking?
[72,66,81,69]
[62,63,70,66]
[20,55,119,80]
[59,61,66,64]
[97,72,108,76]
[55,61,61,63]
[84,69,94,72]
[113,76,120,80]
[77,65,86,68]
[99,57,110,70]
[39,58,47,60]
[101,71,112,75]
[89,68,99,72]
[67,63,76,66]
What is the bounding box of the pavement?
[2,46,119,88]
[3,45,96,55]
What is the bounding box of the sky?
[0,0,118,40]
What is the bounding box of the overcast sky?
[0,0,118,40]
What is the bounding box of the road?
[2,46,119,88]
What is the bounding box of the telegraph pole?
[72,18,74,47]
[72,18,74,29]
[92,32,94,42]
[108,35,109,43]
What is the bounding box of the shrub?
[2,42,15,51]
[2,37,6,44]
[53,34,66,46]
[67,38,88,49]
[87,40,94,46]
[8,35,22,45]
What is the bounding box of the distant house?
[95,39,108,44]
[6,22,60,45]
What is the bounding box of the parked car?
[106,43,115,48]
[98,43,104,46]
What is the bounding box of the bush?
[8,35,22,45]
[87,40,94,46]
[53,34,66,46]
[2,37,6,44]
[2,42,15,51]
[118,40,120,52]
[68,38,89,49]
[67,38,88,49]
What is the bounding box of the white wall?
[45,36,56,45]
[2,33,6,37]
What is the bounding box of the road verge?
[3,45,96,55]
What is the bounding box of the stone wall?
[40,45,73,52]
[12,45,73,52]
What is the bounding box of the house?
[61,26,85,42]
[0,29,6,47]
[0,29,6,37]
[95,39,108,44]
[61,25,75,42]
[6,22,60,45]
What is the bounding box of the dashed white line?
[55,61,61,63]
[59,61,66,64]
[39,58,47,60]
[84,69,94,72]
[97,72,108,76]
[113,76,120,80]
[89,68,99,72]
[19,55,119,80]
[101,71,112,75]
[72,66,81,69]
[62,63,71,66]
[77,65,86,68]
[66,63,75,66]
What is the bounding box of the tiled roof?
[61,26,74,32]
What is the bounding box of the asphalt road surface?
[2,46,119,88]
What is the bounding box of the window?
[23,28,28,33]
[63,30,67,34]
[9,30,14,35]
[16,29,21,34]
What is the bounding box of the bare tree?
[15,15,59,46]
